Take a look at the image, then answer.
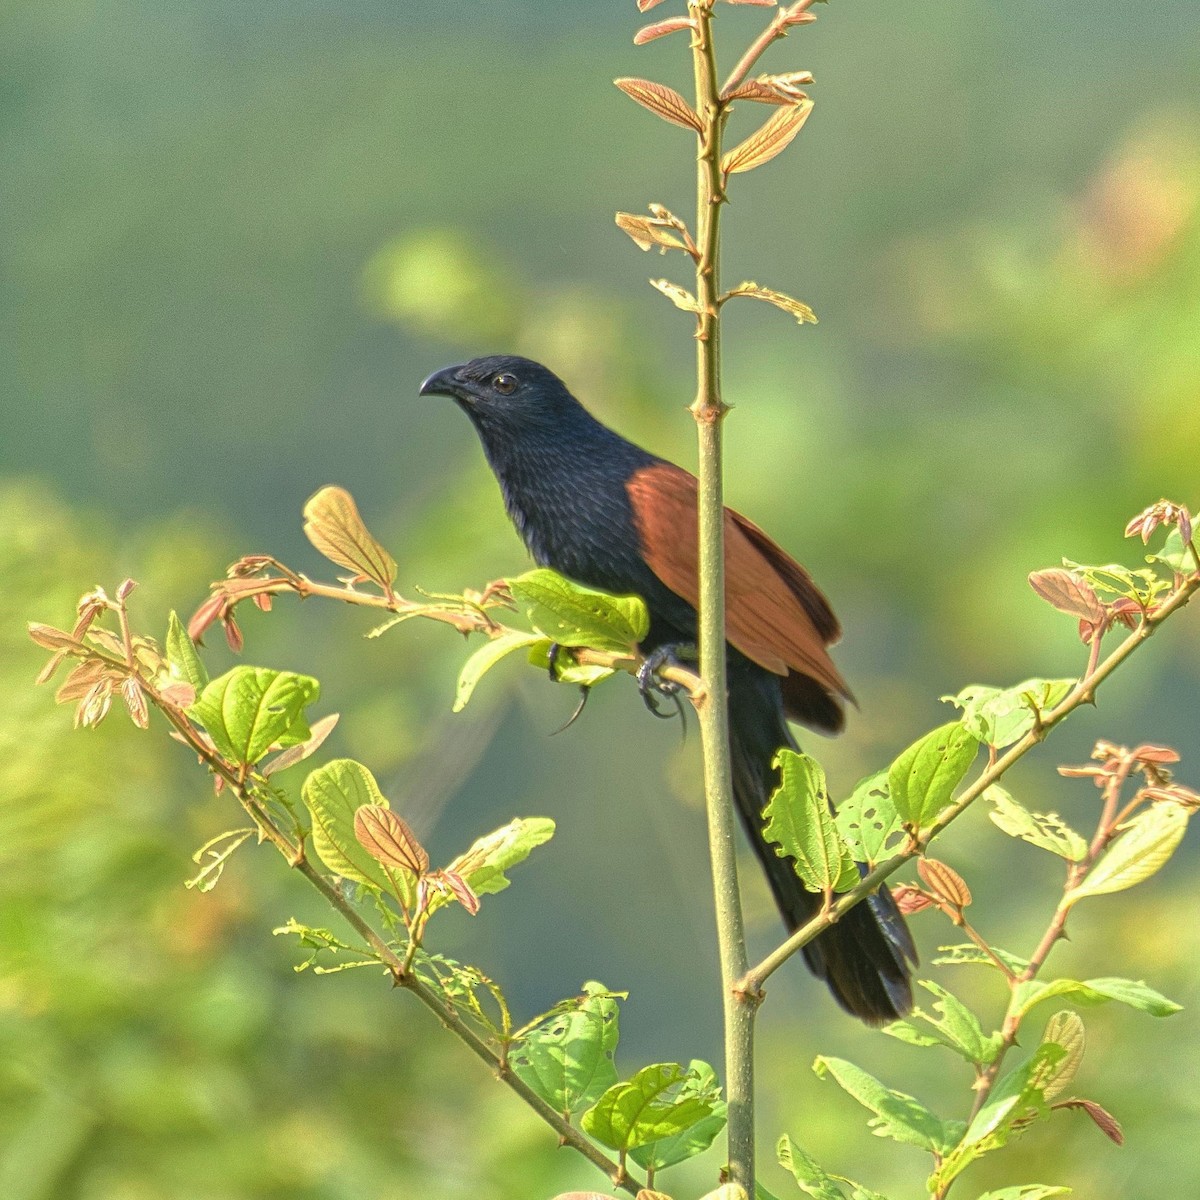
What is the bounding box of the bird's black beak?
[418,365,464,400]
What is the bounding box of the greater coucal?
[419,354,915,1022]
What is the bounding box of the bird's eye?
[492,372,518,395]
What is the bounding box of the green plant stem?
[689,3,757,1192]
[740,567,1200,994]
[148,689,645,1196]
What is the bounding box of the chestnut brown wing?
[626,462,850,732]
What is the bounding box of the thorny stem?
[144,680,646,1197]
[720,0,820,98]
[740,566,1200,994]
[688,2,757,1192]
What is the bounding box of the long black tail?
[727,663,916,1024]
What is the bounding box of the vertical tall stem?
[688,3,756,1191]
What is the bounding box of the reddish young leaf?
[27,623,79,652]
[633,16,696,45]
[637,0,668,11]
[1028,568,1106,621]
[188,591,227,643]
[1054,1098,1125,1145]
[222,613,244,653]
[439,868,481,916]
[121,678,150,729]
[354,804,429,876]
[614,77,703,133]
[891,883,935,915]
[721,99,813,176]
[917,857,972,909]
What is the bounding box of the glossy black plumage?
[419,354,915,1022]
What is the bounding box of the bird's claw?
[636,645,692,739]
[546,642,591,735]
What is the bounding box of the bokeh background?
[3,1,1199,1197]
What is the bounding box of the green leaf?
[985,785,1088,861]
[974,1188,1071,1199]
[440,817,556,904]
[188,666,319,765]
[884,981,1002,1066]
[508,568,649,651]
[184,827,254,892]
[526,640,616,687]
[812,1056,957,1152]
[836,770,903,867]
[964,1044,1063,1146]
[581,1062,716,1153]
[764,751,859,893]
[1062,558,1170,605]
[1064,802,1190,907]
[630,1060,727,1173]
[302,759,402,894]
[941,680,1074,748]
[933,943,1031,973]
[888,721,979,829]
[933,1046,1065,1190]
[453,631,545,712]
[777,1135,848,1200]
[1038,1011,1085,1101]
[510,982,621,1117]
[1147,528,1191,573]
[1012,975,1181,1020]
[166,610,208,690]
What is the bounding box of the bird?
[419,354,915,1023]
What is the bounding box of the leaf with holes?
[942,679,1075,748]
[836,771,904,867]
[302,485,396,593]
[630,1060,726,1174]
[438,817,556,911]
[764,751,858,893]
[511,982,622,1117]
[888,721,979,829]
[813,1056,958,1152]
[884,980,1002,1066]
[986,785,1088,861]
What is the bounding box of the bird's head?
[418,355,577,428]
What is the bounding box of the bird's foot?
[636,644,694,737]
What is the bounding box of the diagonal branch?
[740,568,1200,993]
[146,681,647,1196]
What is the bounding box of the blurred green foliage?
[3,1,1199,1197]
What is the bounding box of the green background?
[2,1,1198,1197]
